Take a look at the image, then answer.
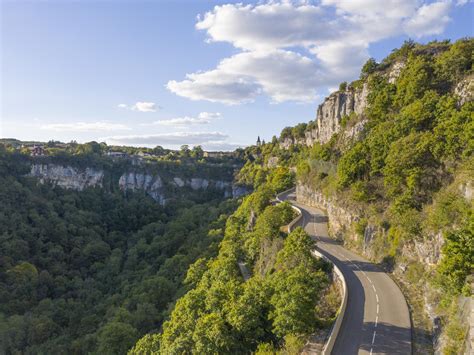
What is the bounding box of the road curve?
[279,189,412,355]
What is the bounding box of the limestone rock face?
[305,82,369,146]
[232,184,251,198]
[173,177,185,187]
[296,182,445,265]
[190,178,209,190]
[454,76,474,106]
[279,137,306,149]
[387,61,406,84]
[29,163,250,204]
[296,184,359,241]
[339,119,369,149]
[266,156,279,168]
[401,232,444,266]
[118,173,239,203]
[29,164,104,190]
[118,172,165,204]
[459,180,473,201]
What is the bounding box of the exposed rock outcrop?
[296,183,445,265]
[387,61,406,84]
[190,178,210,190]
[296,184,360,241]
[29,164,104,190]
[173,177,185,187]
[232,184,252,198]
[118,172,237,202]
[454,76,474,106]
[338,118,369,150]
[305,82,369,146]
[459,180,473,201]
[29,163,250,204]
[118,172,165,204]
[279,137,306,149]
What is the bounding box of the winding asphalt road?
[279,189,412,355]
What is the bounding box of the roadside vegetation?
[132,167,339,354]
[238,38,473,354]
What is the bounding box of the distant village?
[11,141,239,160]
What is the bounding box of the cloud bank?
[103,131,228,146]
[152,112,222,126]
[118,101,158,112]
[41,121,130,132]
[167,0,456,104]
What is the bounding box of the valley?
[1,38,472,354]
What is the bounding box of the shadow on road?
[359,322,412,354]
[330,252,367,355]
[313,214,329,223]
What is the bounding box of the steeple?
[256,136,261,146]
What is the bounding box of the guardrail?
[313,250,348,355]
[275,187,347,355]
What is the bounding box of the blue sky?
[1,0,473,150]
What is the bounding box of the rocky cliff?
[279,61,412,149]
[29,164,104,190]
[454,75,474,106]
[296,184,359,241]
[296,183,449,265]
[29,164,249,204]
[305,83,369,146]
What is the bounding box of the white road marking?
[296,199,383,355]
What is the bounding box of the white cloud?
[133,102,157,112]
[168,0,454,104]
[169,50,326,104]
[202,141,245,151]
[41,121,130,132]
[167,68,261,105]
[102,131,228,146]
[455,0,471,6]
[196,2,330,51]
[153,112,222,126]
[118,102,158,112]
[321,0,418,18]
[403,2,452,37]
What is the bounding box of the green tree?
[337,142,369,187]
[360,58,378,79]
[383,132,439,210]
[437,221,474,295]
[97,322,138,355]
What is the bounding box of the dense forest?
[0,148,237,354]
[0,146,338,354]
[131,168,339,354]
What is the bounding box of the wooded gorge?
[0,149,237,354]
[0,38,472,355]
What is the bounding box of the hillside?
[235,38,474,354]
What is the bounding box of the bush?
[354,218,368,237]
